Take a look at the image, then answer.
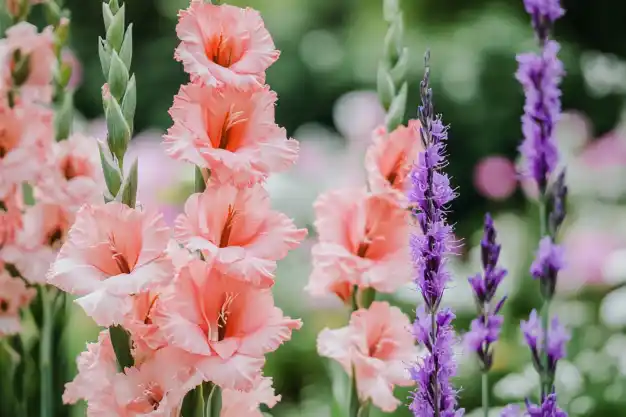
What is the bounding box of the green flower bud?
[105,96,131,162]
[98,37,111,78]
[44,1,62,26]
[106,3,125,53]
[102,2,113,32]
[390,47,409,87]
[376,63,395,111]
[108,50,128,102]
[98,142,122,197]
[383,0,400,22]
[119,157,138,208]
[384,81,407,132]
[119,23,133,69]
[121,74,136,133]
[54,92,73,141]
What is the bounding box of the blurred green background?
[20,0,626,416]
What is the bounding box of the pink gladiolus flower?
[36,133,104,213]
[2,203,70,284]
[0,101,53,199]
[221,375,281,417]
[0,185,23,248]
[47,202,174,326]
[154,259,302,390]
[175,183,307,288]
[63,330,118,406]
[175,1,279,88]
[365,120,423,204]
[473,155,518,200]
[0,271,36,336]
[164,82,298,188]
[307,188,411,302]
[0,22,55,103]
[317,301,417,412]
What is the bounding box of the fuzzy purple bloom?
[530,236,564,299]
[517,40,564,192]
[520,310,570,378]
[408,51,463,417]
[465,214,508,371]
[523,0,565,42]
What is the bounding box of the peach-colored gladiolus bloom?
[47,202,174,326]
[36,133,105,213]
[175,183,306,288]
[175,1,279,88]
[0,185,23,248]
[365,120,423,204]
[155,259,301,390]
[0,101,52,199]
[317,301,417,412]
[164,82,298,188]
[221,375,281,417]
[1,203,70,284]
[0,271,36,336]
[63,330,118,406]
[306,188,411,302]
[0,22,55,103]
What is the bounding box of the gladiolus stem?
[39,288,53,417]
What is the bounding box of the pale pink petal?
[197,354,265,391]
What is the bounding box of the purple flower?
[500,404,522,417]
[517,40,564,192]
[526,393,568,417]
[408,51,463,417]
[523,0,565,42]
[530,237,565,299]
[520,310,571,378]
[465,214,508,371]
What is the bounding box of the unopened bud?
[384,81,407,132]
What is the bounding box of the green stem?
[195,383,205,417]
[204,382,221,417]
[348,366,360,417]
[538,197,551,399]
[39,287,54,417]
[482,372,489,417]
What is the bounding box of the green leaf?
[108,51,129,102]
[119,157,138,208]
[194,166,206,193]
[109,325,134,371]
[98,142,122,197]
[119,23,133,69]
[384,81,407,132]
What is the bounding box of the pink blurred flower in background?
[0,185,23,248]
[5,0,45,17]
[62,48,83,90]
[36,133,104,213]
[1,203,70,284]
[175,1,279,88]
[473,155,518,200]
[317,301,417,412]
[333,91,385,153]
[580,129,626,169]
[0,101,53,199]
[0,271,36,336]
[0,22,55,103]
[560,229,622,290]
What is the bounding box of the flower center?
[60,156,90,180]
[47,227,64,248]
[128,382,164,413]
[205,33,240,68]
[0,126,18,159]
[209,292,238,342]
[385,154,406,187]
[108,235,132,274]
[0,299,9,312]
[219,205,237,248]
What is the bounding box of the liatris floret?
[465,214,508,371]
[408,50,463,417]
[500,393,567,417]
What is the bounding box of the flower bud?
[105,95,131,162]
[390,47,409,86]
[384,81,407,132]
[118,157,138,208]
[108,50,129,102]
[54,92,73,141]
[376,63,395,111]
[106,3,126,53]
[98,142,122,197]
[98,37,111,77]
[119,23,133,69]
[121,74,136,132]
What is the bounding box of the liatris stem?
[482,372,489,417]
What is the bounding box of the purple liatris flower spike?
[517,41,564,192]
[408,50,463,417]
[530,236,564,299]
[520,310,570,379]
[523,0,565,43]
[465,214,508,371]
